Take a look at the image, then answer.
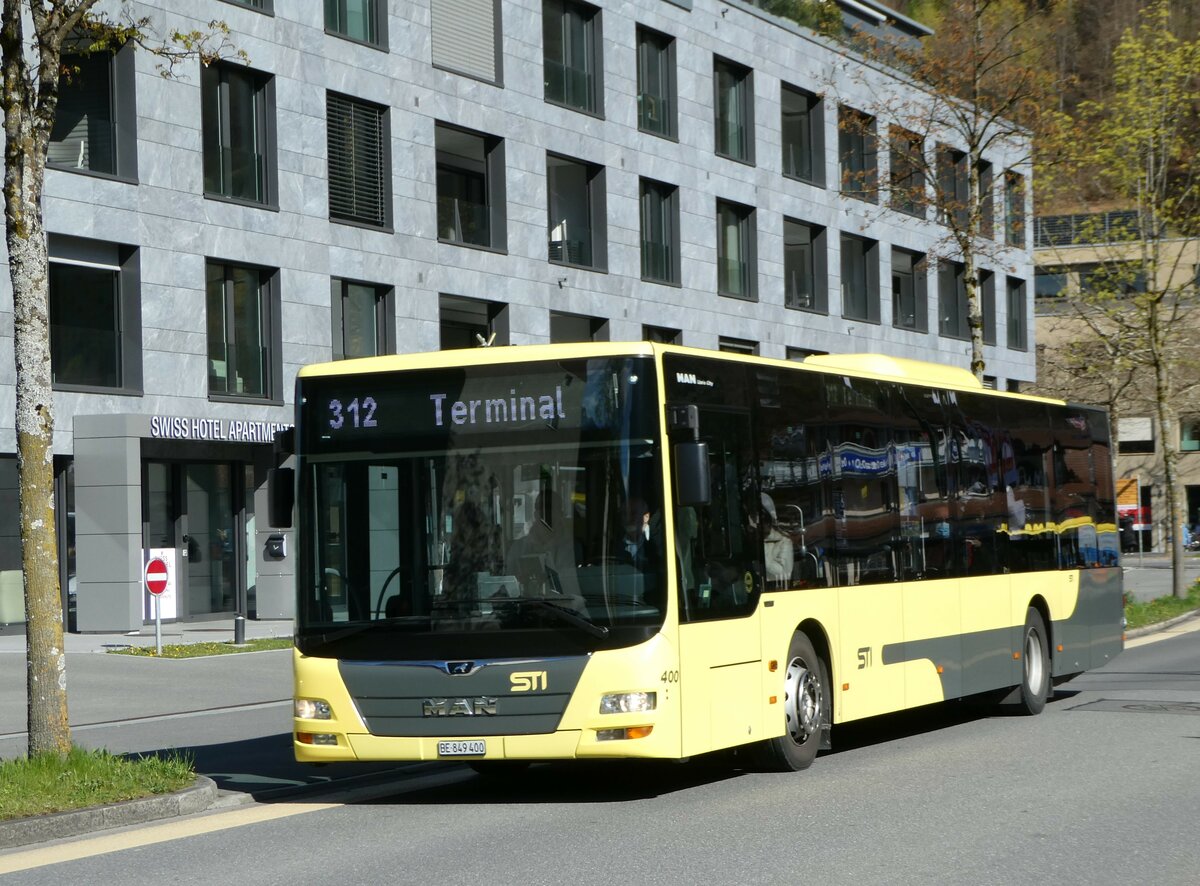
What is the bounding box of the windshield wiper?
[305,616,423,647]
[509,598,609,639]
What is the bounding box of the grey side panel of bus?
[1052,566,1123,676]
[339,656,589,737]
[882,626,1018,700]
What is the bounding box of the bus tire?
[756,632,828,772]
[1017,607,1050,715]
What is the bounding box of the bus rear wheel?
[756,632,828,772]
[1017,607,1050,715]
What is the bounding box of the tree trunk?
[6,143,70,757]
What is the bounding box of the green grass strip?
[0,747,194,821]
[1125,583,1200,631]
[108,636,293,658]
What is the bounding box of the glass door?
[185,463,238,616]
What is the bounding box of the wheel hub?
[784,656,822,745]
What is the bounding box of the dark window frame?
[888,126,925,218]
[784,217,827,314]
[781,82,823,186]
[716,198,757,301]
[205,259,283,404]
[639,177,680,285]
[543,0,604,117]
[439,293,511,349]
[48,235,142,395]
[938,260,969,340]
[838,106,877,202]
[435,122,507,253]
[331,278,396,359]
[1006,276,1028,351]
[981,270,996,346]
[327,91,392,229]
[714,56,754,165]
[891,246,927,332]
[49,43,138,181]
[201,62,278,208]
[636,25,677,140]
[840,233,880,323]
[547,152,607,271]
[324,0,388,49]
[1005,169,1025,248]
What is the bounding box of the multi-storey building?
[1034,211,1200,552]
[0,0,1034,633]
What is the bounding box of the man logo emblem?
[446,661,476,675]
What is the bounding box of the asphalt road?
[3,625,1199,885]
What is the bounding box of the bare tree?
[2,0,237,757]
[826,0,1068,380]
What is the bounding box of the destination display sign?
[300,357,657,451]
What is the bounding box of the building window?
[440,294,508,349]
[891,247,926,331]
[327,92,389,228]
[1181,419,1200,452]
[719,337,758,355]
[1035,267,1068,299]
[981,270,996,346]
[784,218,826,313]
[550,310,607,342]
[547,154,606,269]
[716,199,756,300]
[936,145,968,228]
[1007,276,1027,350]
[206,261,280,400]
[432,0,500,82]
[714,57,753,163]
[1117,417,1154,454]
[436,123,506,251]
[332,279,394,359]
[781,83,822,185]
[201,63,276,206]
[637,26,675,138]
[889,127,924,217]
[978,160,994,239]
[1080,262,1147,296]
[838,106,877,201]
[643,325,680,344]
[325,0,386,47]
[640,178,679,284]
[49,45,136,179]
[48,235,141,392]
[222,0,270,9]
[938,260,969,339]
[543,0,602,115]
[1005,169,1025,247]
[840,234,879,322]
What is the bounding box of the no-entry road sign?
[145,557,169,596]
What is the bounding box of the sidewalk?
[0,616,292,656]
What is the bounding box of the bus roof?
[297,341,1066,406]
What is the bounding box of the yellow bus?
[274,342,1123,772]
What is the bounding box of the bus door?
[675,408,764,755]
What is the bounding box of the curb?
[0,775,219,851]
[1125,608,1200,640]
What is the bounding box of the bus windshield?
[295,356,665,659]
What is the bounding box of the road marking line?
[0,801,338,874]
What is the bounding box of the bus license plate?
[438,740,486,757]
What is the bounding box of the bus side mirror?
[674,441,711,506]
[268,467,295,529]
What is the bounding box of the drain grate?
[1070,698,1200,715]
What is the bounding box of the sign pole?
[154,592,162,656]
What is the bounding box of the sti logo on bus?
[510,671,547,692]
[422,697,498,717]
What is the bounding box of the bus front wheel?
[756,632,828,772]
[1017,607,1050,715]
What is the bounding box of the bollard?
[234,613,246,645]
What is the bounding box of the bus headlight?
[295,698,333,720]
[599,691,656,714]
